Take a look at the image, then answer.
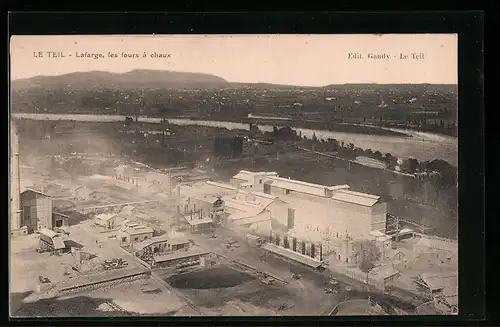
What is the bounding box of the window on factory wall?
[259,179,262,184]
[287,208,295,229]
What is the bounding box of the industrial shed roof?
[331,190,381,207]
[261,243,322,269]
[132,234,190,251]
[232,170,278,182]
[153,246,209,263]
[265,176,350,198]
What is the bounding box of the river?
[11,113,458,166]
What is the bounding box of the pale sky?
[10,34,457,86]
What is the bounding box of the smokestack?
[10,121,22,232]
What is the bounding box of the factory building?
[20,189,53,233]
[132,233,191,258]
[151,245,210,269]
[118,222,154,245]
[177,187,225,229]
[230,170,388,241]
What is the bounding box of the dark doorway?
[263,183,271,194]
[301,241,306,255]
[311,244,316,258]
[283,237,289,249]
[55,220,63,228]
[287,208,295,229]
[275,235,280,246]
[292,238,297,252]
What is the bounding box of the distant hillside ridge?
[11,69,458,92]
[11,69,230,90]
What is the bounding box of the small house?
[95,213,117,229]
[52,212,69,228]
[118,224,154,245]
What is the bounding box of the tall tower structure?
[10,120,22,234]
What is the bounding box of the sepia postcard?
[9,34,458,317]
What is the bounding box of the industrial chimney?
[10,121,22,233]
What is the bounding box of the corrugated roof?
[331,189,381,207]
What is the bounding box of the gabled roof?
[95,213,117,221]
[21,188,50,198]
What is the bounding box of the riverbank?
[11,113,458,165]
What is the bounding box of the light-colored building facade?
[118,223,154,245]
[229,171,388,241]
[95,213,117,229]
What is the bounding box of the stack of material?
[101,258,129,270]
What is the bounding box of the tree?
[374,151,382,159]
[357,241,381,285]
[402,158,419,174]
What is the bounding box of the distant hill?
[11,69,458,92]
[11,69,230,90]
